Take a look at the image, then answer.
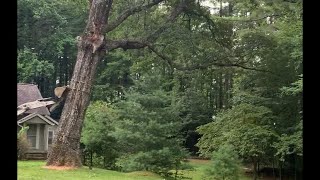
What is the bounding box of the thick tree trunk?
[46,0,186,168]
[46,0,109,167]
[46,49,105,167]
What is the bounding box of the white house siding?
[20,116,58,152]
[27,116,48,124]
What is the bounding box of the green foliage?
[273,120,303,161]
[18,0,86,95]
[17,125,30,160]
[203,145,241,180]
[18,0,302,176]
[226,124,278,160]
[17,47,54,83]
[116,147,188,176]
[112,86,188,175]
[83,75,188,174]
[196,103,277,161]
[81,101,118,169]
[93,53,134,103]
[280,75,303,96]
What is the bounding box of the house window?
[48,130,54,148]
[27,124,37,148]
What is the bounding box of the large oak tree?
[46,0,192,167]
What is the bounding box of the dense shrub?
[203,145,241,180]
[116,147,188,177]
[17,126,30,160]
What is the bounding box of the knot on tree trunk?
[81,33,105,53]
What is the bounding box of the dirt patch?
[42,166,77,170]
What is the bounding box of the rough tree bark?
[46,0,111,167]
[46,0,188,167]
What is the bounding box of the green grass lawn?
[18,161,162,180]
[18,160,252,180]
[174,159,252,180]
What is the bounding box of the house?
[17,83,59,159]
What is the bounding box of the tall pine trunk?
[46,0,108,167]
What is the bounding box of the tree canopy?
[18,0,302,179]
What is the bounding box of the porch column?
[36,124,40,149]
[44,125,48,150]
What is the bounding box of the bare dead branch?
[105,0,165,33]
[147,44,173,67]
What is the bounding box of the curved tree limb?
[146,0,188,42]
[146,44,173,67]
[138,41,274,74]
[103,0,272,73]
[105,0,189,51]
[218,13,287,22]
[105,0,165,33]
[175,62,273,73]
[105,39,147,51]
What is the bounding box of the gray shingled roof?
[17,83,50,115]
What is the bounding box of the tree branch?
[175,62,273,73]
[103,1,272,74]
[105,39,147,51]
[218,14,286,22]
[147,44,173,67]
[105,37,273,74]
[187,7,233,52]
[146,0,188,42]
[106,0,189,51]
[105,0,165,33]
[105,0,113,25]
[147,45,272,73]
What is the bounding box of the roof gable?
[17,83,50,115]
[17,113,58,125]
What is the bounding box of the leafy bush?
[17,126,30,160]
[203,145,241,180]
[116,147,188,177]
